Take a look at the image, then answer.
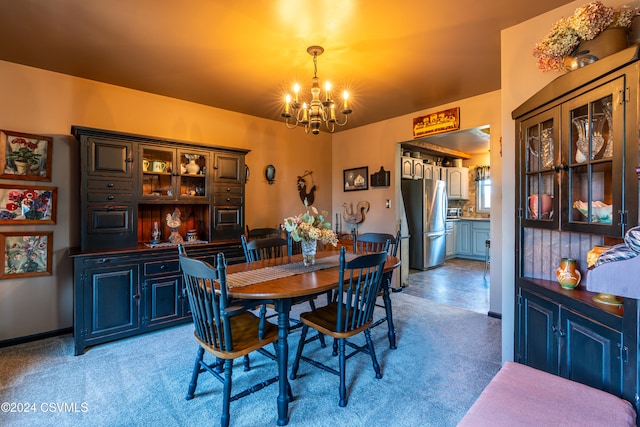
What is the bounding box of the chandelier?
[282,46,352,134]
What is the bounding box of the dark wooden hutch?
[69,126,249,355]
[512,46,640,411]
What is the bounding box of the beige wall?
[500,0,637,362]
[331,90,502,308]
[0,60,332,341]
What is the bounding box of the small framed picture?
[0,185,57,224]
[1,231,53,279]
[343,166,369,192]
[0,130,53,181]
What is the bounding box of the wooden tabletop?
[225,251,400,300]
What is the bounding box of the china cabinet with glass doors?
[512,46,640,411]
[70,126,248,355]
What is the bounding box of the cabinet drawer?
[87,179,133,192]
[213,194,243,205]
[144,259,181,276]
[213,185,242,195]
[87,192,134,203]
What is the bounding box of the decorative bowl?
[573,200,612,224]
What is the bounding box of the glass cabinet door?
[561,78,624,236]
[177,149,208,199]
[521,109,559,229]
[141,146,176,198]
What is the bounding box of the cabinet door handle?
[226,197,231,202]
[132,294,140,300]
[107,183,114,188]
[126,158,134,163]
[160,264,167,270]
[226,187,231,192]
[107,195,115,201]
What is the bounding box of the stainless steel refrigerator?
[401,178,447,270]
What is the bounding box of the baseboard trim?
[487,311,502,319]
[0,327,72,348]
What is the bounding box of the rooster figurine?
[166,207,184,243]
[342,201,370,225]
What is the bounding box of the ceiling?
[0,0,574,135]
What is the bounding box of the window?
[477,179,491,213]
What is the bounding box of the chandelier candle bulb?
[325,81,331,101]
[294,83,300,104]
[283,95,291,116]
[330,104,336,121]
[343,91,350,113]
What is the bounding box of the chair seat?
[195,311,278,360]
[300,302,372,339]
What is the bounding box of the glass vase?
[301,239,317,266]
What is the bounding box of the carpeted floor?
[0,292,501,427]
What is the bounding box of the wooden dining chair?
[246,225,282,239]
[240,235,323,344]
[289,247,388,407]
[354,230,400,349]
[244,236,289,261]
[179,251,281,427]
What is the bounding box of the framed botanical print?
[0,185,57,224]
[0,231,53,279]
[0,130,53,181]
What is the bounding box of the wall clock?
[265,164,276,184]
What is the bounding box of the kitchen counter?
[446,217,490,221]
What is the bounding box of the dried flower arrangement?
[533,1,637,71]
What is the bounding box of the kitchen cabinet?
[445,220,457,259]
[446,167,469,200]
[401,156,424,180]
[71,126,249,354]
[454,219,488,260]
[512,46,640,410]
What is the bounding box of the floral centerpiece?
[533,1,637,71]
[283,201,338,265]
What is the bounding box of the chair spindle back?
[335,247,387,333]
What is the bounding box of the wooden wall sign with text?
[413,107,460,138]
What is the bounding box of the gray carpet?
[0,292,501,427]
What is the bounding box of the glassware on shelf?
[540,127,553,169]
[602,100,613,159]
[151,221,161,244]
[527,134,539,171]
[573,114,605,163]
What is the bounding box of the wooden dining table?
[224,250,400,426]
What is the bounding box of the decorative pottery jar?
[186,157,200,174]
[528,193,553,219]
[186,229,198,242]
[556,257,581,289]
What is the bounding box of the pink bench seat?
[458,361,636,427]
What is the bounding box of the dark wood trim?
[0,327,72,348]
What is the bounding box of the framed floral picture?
[0,130,53,181]
[343,166,369,192]
[0,185,57,224]
[0,231,53,279]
